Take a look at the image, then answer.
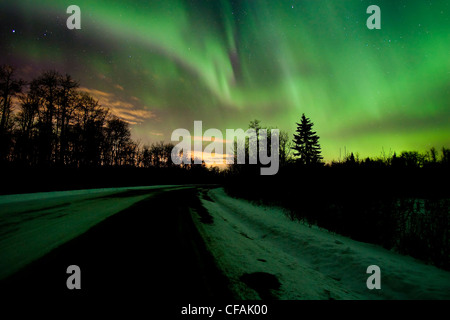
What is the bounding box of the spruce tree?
[292,113,323,165]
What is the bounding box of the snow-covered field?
[0,185,183,280]
[193,188,450,300]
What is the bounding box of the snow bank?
[192,188,450,300]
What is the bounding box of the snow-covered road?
[2,185,449,300]
[193,188,450,300]
[0,185,184,280]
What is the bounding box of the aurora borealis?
[1,0,449,162]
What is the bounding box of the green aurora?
[1,0,449,162]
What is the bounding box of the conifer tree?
[292,113,323,165]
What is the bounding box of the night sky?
[1,0,449,162]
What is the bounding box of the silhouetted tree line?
[0,66,216,193]
[225,115,449,270]
[331,147,450,169]
[2,65,448,269]
[0,66,176,168]
[0,66,209,169]
[227,119,293,176]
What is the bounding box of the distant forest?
[1,65,448,171]
[1,66,449,270]
[0,66,178,169]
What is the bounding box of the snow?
[0,185,177,205]
[0,185,181,280]
[192,188,450,300]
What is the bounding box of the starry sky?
[1,0,449,162]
